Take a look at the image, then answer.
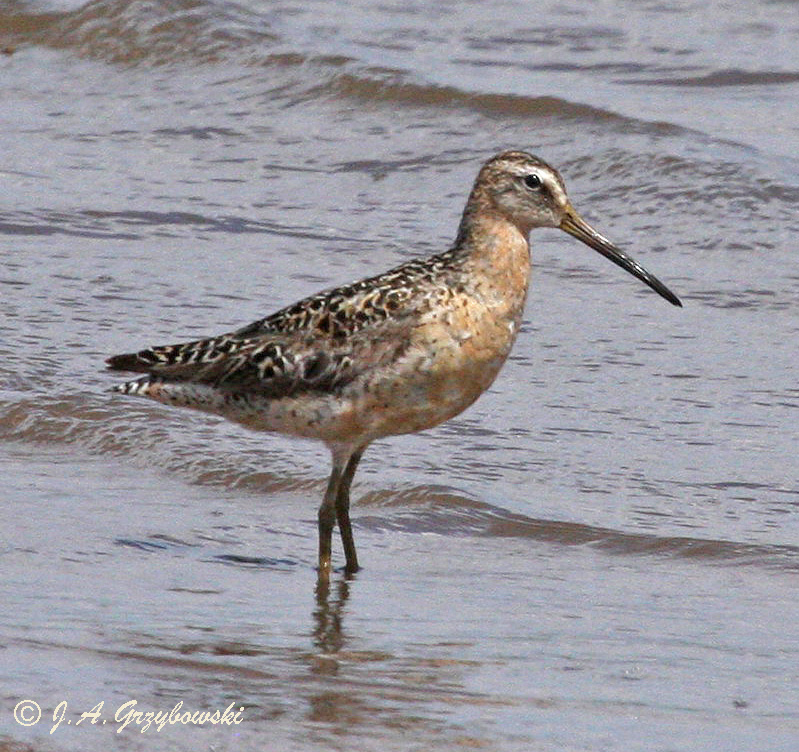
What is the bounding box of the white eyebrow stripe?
[546,178,568,205]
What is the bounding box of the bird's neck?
[450,204,531,274]
[444,204,532,313]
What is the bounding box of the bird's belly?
[343,306,521,440]
[227,306,519,444]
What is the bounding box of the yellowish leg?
[317,459,344,580]
[336,447,365,574]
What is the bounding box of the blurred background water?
[1,1,798,750]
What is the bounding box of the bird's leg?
[317,459,345,580]
[335,447,365,574]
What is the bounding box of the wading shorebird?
[108,150,681,578]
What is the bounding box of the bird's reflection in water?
[308,575,371,727]
[312,573,353,661]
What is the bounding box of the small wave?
[357,487,799,573]
[568,147,799,234]
[322,71,622,122]
[0,207,353,243]
[0,209,141,240]
[0,0,277,65]
[0,391,318,493]
[1,1,627,125]
[115,536,298,569]
[627,68,799,88]
[212,552,297,569]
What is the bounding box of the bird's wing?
[107,302,422,398]
[108,252,456,396]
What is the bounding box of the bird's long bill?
[560,207,682,307]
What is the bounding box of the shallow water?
[2,1,799,750]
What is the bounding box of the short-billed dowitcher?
[108,150,681,577]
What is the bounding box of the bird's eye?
[523,173,542,190]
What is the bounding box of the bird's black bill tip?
[560,209,682,308]
[665,290,683,308]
